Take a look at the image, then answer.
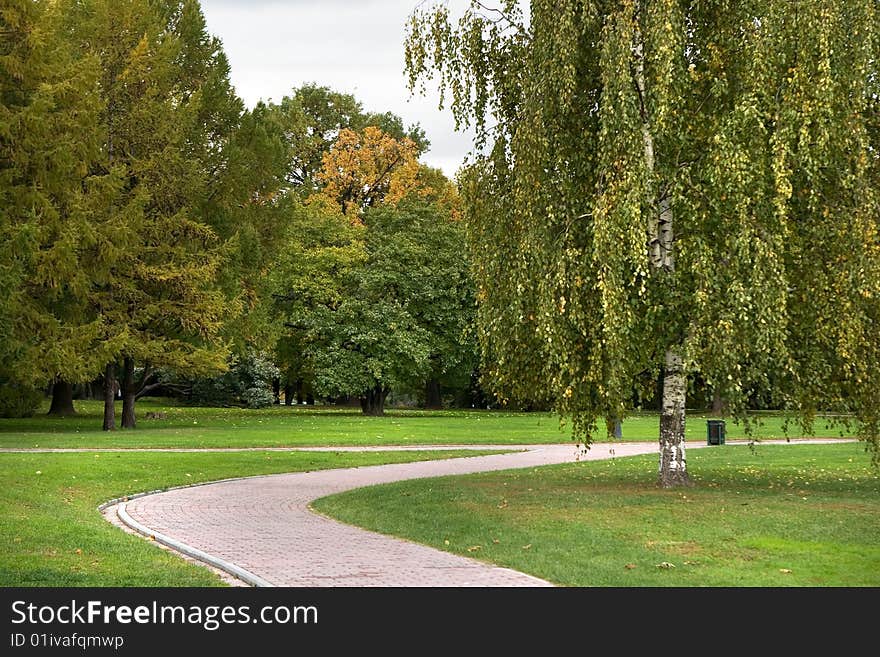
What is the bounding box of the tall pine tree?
[1,0,118,414]
[64,0,241,428]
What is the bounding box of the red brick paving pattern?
[123,443,669,587]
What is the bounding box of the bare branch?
[473,2,529,38]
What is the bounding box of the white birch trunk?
[659,350,688,486]
[634,26,689,487]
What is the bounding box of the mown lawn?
[0,449,501,586]
[0,399,857,448]
[314,443,880,586]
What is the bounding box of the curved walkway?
[110,442,668,586]
[98,439,846,587]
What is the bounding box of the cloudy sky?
[199,0,477,178]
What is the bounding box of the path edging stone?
[116,501,274,587]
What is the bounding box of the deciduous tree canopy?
[302,201,472,416]
[406,0,880,479]
[1,0,472,425]
[272,84,428,195]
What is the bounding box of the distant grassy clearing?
[0,399,857,448]
[0,449,502,586]
[314,443,880,586]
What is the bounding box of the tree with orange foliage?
[317,125,461,222]
[273,124,473,415]
[316,126,420,218]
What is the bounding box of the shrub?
[187,350,280,408]
[0,384,43,418]
[242,386,275,409]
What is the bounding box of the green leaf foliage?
[188,349,281,408]
[0,0,115,386]
[270,197,367,394]
[280,199,475,414]
[407,1,880,457]
[55,0,292,391]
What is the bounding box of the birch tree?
[406,0,880,485]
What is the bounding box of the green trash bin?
[707,419,726,445]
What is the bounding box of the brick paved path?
[120,443,670,586]
[111,439,844,587]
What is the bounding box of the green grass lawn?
[314,443,880,586]
[0,399,857,448]
[0,449,502,586]
[1,401,869,587]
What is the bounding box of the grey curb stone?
[116,502,274,587]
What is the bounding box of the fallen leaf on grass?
[624,564,637,570]
[656,562,675,569]
[779,568,792,574]
[74,548,82,555]
[492,538,500,544]
[467,545,481,552]
[522,544,532,550]
[443,539,450,546]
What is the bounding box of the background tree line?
[7,0,865,442]
[1,0,479,424]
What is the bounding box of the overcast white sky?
[199,0,476,178]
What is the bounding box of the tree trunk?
[103,363,116,431]
[296,379,304,405]
[654,195,687,487]
[284,382,293,406]
[121,357,136,429]
[75,382,91,400]
[659,351,689,487]
[47,380,76,416]
[635,26,689,487]
[359,385,388,416]
[469,369,487,409]
[712,390,726,416]
[87,381,100,400]
[272,377,280,405]
[424,378,442,410]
